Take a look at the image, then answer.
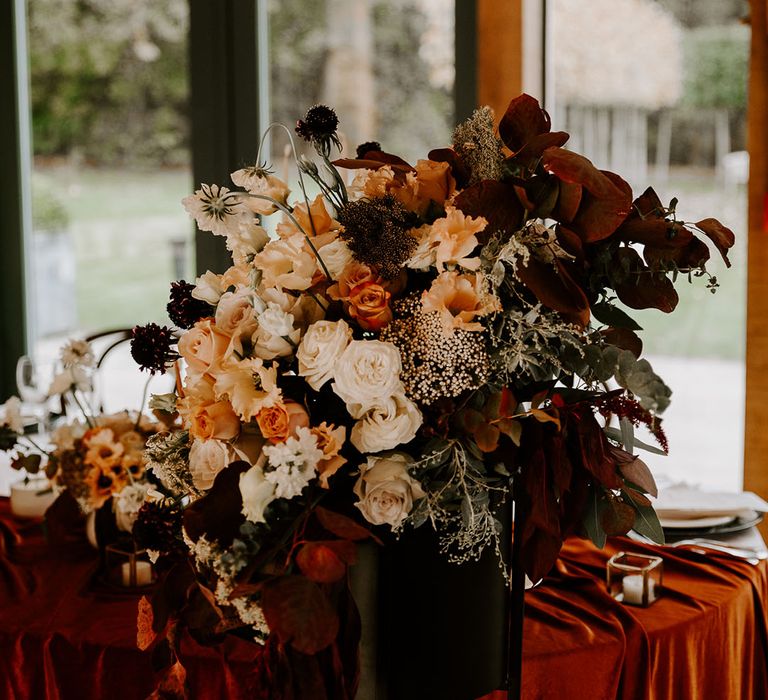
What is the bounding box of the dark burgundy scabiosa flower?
[130,323,178,375]
[133,500,185,556]
[167,280,211,329]
[296,104,342,156]
[336,194,419,279]
[356,141,382,159]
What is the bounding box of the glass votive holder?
[607,552,663,606]
[104,543,155,588]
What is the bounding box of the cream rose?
[214,289,258,339]
[253,303,301,360]
[178,319,231,377]
[350,394,423,453]
[239,461,277,524]
[353,452,425,528]
[315,239,354,280]
[296,320,353,391]
[332,340,403,411]
[189,438,233,491]
[192,271,224,305]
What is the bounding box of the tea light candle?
[622,574,655,605]
[121,560,153,587]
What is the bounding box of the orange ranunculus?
[188,399,241,441]
[256,400,310,444]
[311,422,347,489]
[347,282,393,331]
[177,318,231,377]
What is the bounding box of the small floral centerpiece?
[129,95,734,696]
[1,340,164,536]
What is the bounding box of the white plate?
[658,514,736,529]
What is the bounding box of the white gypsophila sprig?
[408,440,508,569]
[263,427,323,499]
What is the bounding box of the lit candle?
[622,574,655,605]
[121,560,153,587]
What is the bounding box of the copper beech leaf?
[613,247,679,313]
[453,180,524,239]
[499,93,551,152]
[542,148,632,241]
[516,256,590,328]
[137,596,157,651]
[619,456,658,498]
[261,575,339,655]
[315,506,378,543]
[600,498,636,536]
[695,218,736,267]
[296,541,356,583]
[475,423,500,452]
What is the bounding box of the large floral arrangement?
[129,94,734,695]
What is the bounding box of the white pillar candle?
[622,573,655,605]
[121,560,153,587]
[10,479,57,519]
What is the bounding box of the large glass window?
[267,0,455,166]
[550,0,748,490]
[23,0,193,411]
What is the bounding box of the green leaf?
[619,417,634,453]
[630,500,665,544]
[591,302,643,331]
[604,427,667,456]
[583,486,607,549]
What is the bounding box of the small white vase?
[85,510,99,548]
[10,477,57,519]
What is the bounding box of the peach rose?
[311,422,347,489]
[422,270,501,335]
[188,399,240,441]
[215,289,258,339]
[347,282,393,331]
[256,400,310,444]
[178,319,231,377]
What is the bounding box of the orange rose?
[347,282,393,331]
[189,400,241,441]
[256,400,310,444]
[311,423,347,489]
[178,319,231,377]
[327,261,380,303]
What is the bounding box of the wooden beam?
[744,0,768,524]
[477,0,524,119]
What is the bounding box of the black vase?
[371,523,510,700]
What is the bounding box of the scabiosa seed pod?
[167,280,211,329]
[356,141,382,159]
[130,323,178,375]
[296,104,342,156]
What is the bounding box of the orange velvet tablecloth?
[0,496,765,700]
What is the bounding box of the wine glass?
[15,355,50,435]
